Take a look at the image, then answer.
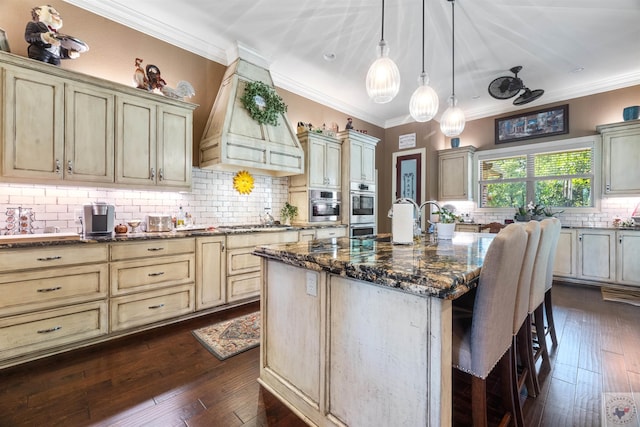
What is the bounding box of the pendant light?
[409,0,439,122]
[366,0,401,104]
[440,0,465,137]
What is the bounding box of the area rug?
[601,286,640,307]
[192,311,260,360]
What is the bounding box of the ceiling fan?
[488,66,544,105]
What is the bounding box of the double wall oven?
[349,182,376,237]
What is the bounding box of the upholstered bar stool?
[525,218,560,395]
[452,223,527,427]
[543,218,561,347]
[512,220,541,423]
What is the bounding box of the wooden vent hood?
[199,50,304,177]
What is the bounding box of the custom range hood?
[199,53,304,177]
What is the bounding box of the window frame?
[473,135,602,213]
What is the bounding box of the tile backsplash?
[0,168,289,234]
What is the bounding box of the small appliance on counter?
[146,214,173,232]
[83,202,115,236]
[389,198,418,245]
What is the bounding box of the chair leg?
[506,344,525,427]
[471,376,489,427]
[534,304,551,374]
[544,288,558,347]
[516,323,536,398]
[525,313,541,396]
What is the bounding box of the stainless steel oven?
[350,223,376,238]
[309,190,341,222]
[350,182,376,224]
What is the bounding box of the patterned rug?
[192,311,260,360]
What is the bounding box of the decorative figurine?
[345,117,354,130]
[24,5,87,65]
[132,58,195,100]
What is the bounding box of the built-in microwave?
[350,182,375,224]
[309,190,341,222]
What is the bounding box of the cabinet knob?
[158,168,164,181]
[606,184,611,192]
[67,160,73,175]
[150,167,155,180]
[55,159,61,174]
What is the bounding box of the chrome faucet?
[418,200,441,234]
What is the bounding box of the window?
[477,137,598,209]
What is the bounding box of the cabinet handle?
[148,303,165,310]
[55,159,61,174]
[37,256,62,262]
[158,168,164,181]
[67,160,73,175]
[578,234,582,242]
[37,326,62,334]
[148,271,165,277]
[620,236,623,244]
[606,184,610,192]
[150,167,155,180]
[221,243,225,252]
[37,286,62,293]
[147,247,164,252]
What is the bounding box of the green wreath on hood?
[240,80,287,126]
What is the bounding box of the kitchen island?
[253,232,495,427]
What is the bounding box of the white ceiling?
[64,0,640,129]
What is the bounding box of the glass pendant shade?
[409,72,439,122]
[366,40,401,104]
[440,95,466,137]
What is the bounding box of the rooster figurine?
[132,58,195,100]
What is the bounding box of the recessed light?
[323,52,336,62]
[472,95,480,100]
[571,66,585,73]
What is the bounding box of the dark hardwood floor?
[1,283,639,426]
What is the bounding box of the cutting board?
[0,233,81,244]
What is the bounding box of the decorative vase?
[623,106,639,121]
[436,222,456,240]
[450,137,460,148]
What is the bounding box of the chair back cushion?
[544,218,562,291]
[464,223,527,377]
[513,221,541,333]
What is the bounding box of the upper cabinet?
[438,146,475,201]
[290,131,342,190]
[598,120,640,196]
[337,130,379,186]
[0,51,195,190]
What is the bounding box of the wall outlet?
[305,272,317,297]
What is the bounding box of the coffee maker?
[83,202,115,236]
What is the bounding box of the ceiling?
[64,0,640,129]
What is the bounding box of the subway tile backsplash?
[0,168,289,234]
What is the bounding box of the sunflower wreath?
[240,81,287,126]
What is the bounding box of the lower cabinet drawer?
[0,301,108,360]
[227,272,261,302]
[110,284,195,332]
[227,248,261,276]
[110,254,195,296]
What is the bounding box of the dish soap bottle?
[177,206,185,227]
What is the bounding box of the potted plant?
[433,207,460,240]
[280,202,298,226]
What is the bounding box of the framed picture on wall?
[0,28,10,53]
[495,104,568,144]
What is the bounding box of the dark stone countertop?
[0,224,346,249]
[253,232,496,300]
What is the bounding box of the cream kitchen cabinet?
[291,131,342,190]
[337,130,379,185]
[196,235,226,310]
[577,229,616,282]
[553,229,577,278]
[598,120,640,196]
[226,230,298,302]
[298,226,347,242]
[616,230,640,287]
[438,146,475,201]
[109,238,196,332]
[0,244,109,366]
[115,96,193,189]
[1,51,193,190]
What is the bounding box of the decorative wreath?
[240,80,287,126]
[233,170,255,195]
